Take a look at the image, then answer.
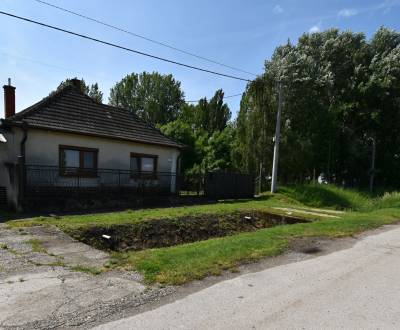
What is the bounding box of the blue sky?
[0,0,399,119]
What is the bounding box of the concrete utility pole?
[271,81,283,193]
[369,137,376,194]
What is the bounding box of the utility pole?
[369,137,376,193]
[271,81,283,193]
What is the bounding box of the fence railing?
[24,165,205,196]
[24,166,255,199]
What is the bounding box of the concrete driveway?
[0,224,173,329]
[94,225,400,330]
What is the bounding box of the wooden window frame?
[130,152,158,179]
[59,145,98,177]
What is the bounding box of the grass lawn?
[6,194,304,230]
[5,184,400,285]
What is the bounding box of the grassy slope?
[7,194,302,230]
[109,208,400,284]
[6,184,400,285]
[106,186,400,284]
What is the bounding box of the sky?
[0,0,400,119]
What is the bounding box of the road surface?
[94,225,400,329]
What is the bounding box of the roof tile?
[6,86,183,148]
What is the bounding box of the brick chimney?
[3,78,16,118]
[70,78,82,90]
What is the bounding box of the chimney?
[3,78,16,118]
[70,78,82,90]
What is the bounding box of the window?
[130,153,158,177]
[59,145,98,176]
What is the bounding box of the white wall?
[0,126,180,207]
[25,129,179,173]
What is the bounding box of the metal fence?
[23,165,253,201]
[25,165,176,193]
[24,165,205,197]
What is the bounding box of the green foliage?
[87,83,103,103]
[199,89,231,133]
[56,78,103,102]
[109,71,184,125]
[160,89,234,173]
[234,27,400,189]
[159,119,199,172]
[202,126,235,171]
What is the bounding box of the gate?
[205,172,254,199]
[0,187,7,208]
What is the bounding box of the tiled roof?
[5,85,183,148]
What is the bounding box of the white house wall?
[1,126,180,208]
[25,128,179,172]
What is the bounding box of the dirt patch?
[68,211,309,252]
[288,236,337,255]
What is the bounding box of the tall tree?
[87,83,103,103]
[182,89,231,134]
[234,27,400,189]
[208,89,231,133]
[109,72,185,125]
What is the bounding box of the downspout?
[18,121,28,209]
[176,152,183,195]
[176,154,181,174]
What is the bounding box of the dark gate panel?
[0,187,7,208]
[205,172,254,199]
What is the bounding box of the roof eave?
[6,122,184,149]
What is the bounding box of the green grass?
[109,207,400,285]
[6,184,400,285]
[26,239,47,253]
[6,194,301,230]
[69,265,102,275]
[279,184,372,210]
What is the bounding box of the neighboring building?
[0,79,183,210]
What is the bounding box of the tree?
[159,119,199,173]
[233,27,400,189]
[202,126,236,171]
[187,90,231,133]
[208,90,231,133]
[109,72,185,125]
[87,83,103,103]
[55,78,103,103]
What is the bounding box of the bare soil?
[69,211,308,251]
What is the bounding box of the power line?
[186,93,242,103]
[0,11,252,82]
[33,0,257,77]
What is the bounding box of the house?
[0,79,183,210]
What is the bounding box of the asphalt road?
[94,225,400,330]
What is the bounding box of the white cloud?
[309,25,321,33]
[338,8,358,17]
[273,5,284,14]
